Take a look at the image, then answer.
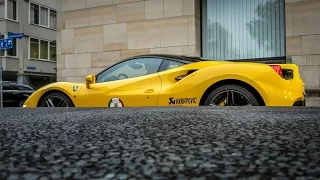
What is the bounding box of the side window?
[165,60,185,70]
[96,58,163,83]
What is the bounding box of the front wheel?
[39,92,74,107]
[204,84,260,106]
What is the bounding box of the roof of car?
[2,81,13,83]
[2,81,34,88]
[130,54,206,62]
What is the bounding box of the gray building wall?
[0,0,57,89]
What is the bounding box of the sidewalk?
[306,97,320,106]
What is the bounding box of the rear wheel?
[39,92,74,107]
[204,84,259,106]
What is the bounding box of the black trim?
[227,56,287,64]
[200,0,203,57]
[158,59,170,72]
[283,0,287,62]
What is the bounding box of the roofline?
[128,54,205,62]
[129,54,286,64]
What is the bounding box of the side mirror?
[85,74,96,88]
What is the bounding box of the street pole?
[0,49,3,108]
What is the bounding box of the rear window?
[166,60,185,70]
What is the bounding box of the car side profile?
[22,54,306,108]
[2,81,35,107]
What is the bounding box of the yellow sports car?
[23,54,306,108]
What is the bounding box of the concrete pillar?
[17,75,28,85]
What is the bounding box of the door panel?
[77,73,162,107]
[157,60,199,106]
[77,57,164,107]
[157,60,189,92]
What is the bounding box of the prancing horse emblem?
[73,86,78,92]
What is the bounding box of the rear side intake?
[268,64,299,80]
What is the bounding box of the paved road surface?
[0,107,320,180]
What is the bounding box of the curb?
[306,89,320,97]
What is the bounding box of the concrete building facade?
[0,0,57,89]
[56,0,320,94]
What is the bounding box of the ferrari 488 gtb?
[23,54,306,108]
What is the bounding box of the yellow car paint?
[76,72,162,107]
[23,56,305,108]
[22,82,83,107]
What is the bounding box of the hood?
[37,81,85,92]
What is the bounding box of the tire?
[39,92,74,107]
[16,98,27,107]
[203,84,260,106]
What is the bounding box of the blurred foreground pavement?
[0,107,320,180]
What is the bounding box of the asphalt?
[0,107,320,180]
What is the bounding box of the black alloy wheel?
[204,84,260,106]
[39,92,74,107]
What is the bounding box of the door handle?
[144,89,154,93]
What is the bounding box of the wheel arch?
[199,79,266,106]
[37,89,75,107]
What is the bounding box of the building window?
[29,2,56,30]
[1,33,17,57]
[30,3,39,24]
[50,41,56,61]
[202,0,285,61]
[0,0,17,21]
[0,0,5,19]
[30,38,39,59]
[40,40,48,59]
[29,38,56,61]
[40,7,48,26]
[7,0,17,20]
[50,10,57,29]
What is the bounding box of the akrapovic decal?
[169,97,197,105]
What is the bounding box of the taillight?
[269,65,283,77]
